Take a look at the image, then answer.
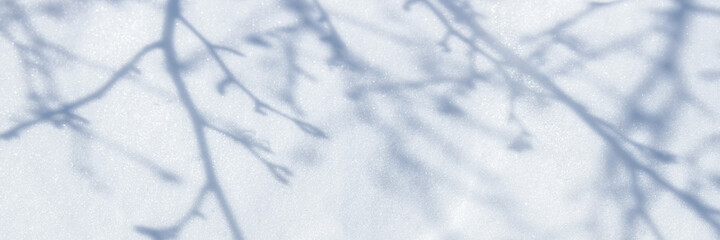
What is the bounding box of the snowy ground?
[2,0,720,239]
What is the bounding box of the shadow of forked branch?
[405,0,720,238]
[0,41,158,140]
[2,0,329,239]
[136,0,327,239]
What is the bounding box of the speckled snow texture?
[2,0,720,239]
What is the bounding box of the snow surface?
[2,0,720,239]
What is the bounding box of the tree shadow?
[4,0,720,239]
[1,0,327,239]
[400,0,720,238]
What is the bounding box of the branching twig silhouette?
[3,0,719,238]
[2,0,328,239]
[134,0,326,238]
[405,0,720,238]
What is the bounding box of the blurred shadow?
[402,0,720,238]
[3,0,720,239]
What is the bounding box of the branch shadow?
[2,0,328,239]
[400,0,720,238]
[4,0,720,238]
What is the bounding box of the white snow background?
[2,0,720,239]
